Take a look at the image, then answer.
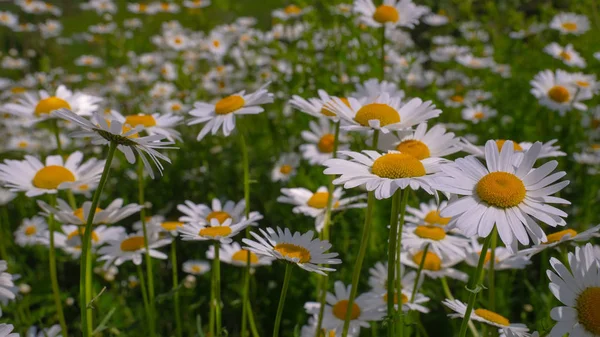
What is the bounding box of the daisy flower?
[1,84,102,123]
[351,78,405,101]
[550,13,590,35]
[435,140,570,251]
[324,94,441,134]
[461,139,566,161]
[97,231,171,267]
[300,316,354,337]
[289,89,344,120]
[272,5,311,20]
[530,69,587,114]
[544,43,586,68]
[178,217,250,244]
[37,198,142,226]
[14,216,47,247]
[25,325,62,337]
[0,261,17,317]
[0,152,104,197]
[323,150,443,199]
[443,299,530,336]
[52,109,174,179]
[368,261,417,290]
[300,118,349,165]
[519,225,600,258]
[461,104,497,123]
[0,324,18,337]
[242,227,341,275]
[177,198,262,227]
[377,123,461,159]
[278,186,367,231]
[0,188,16,206]
[206,242,273,267]
[465,239,531,270]
[405,200,452,227]
[51,224,125,258]
[183,0,211,9]
[271,152,301,182]
[188,83,273,140]
[367,286,431,314]
[182,260,211,275]
[402,224,470,259]
[422,13,449,26]
[456,54,495,69]
[133,215,184,237]
[401,249,467,281]
[354,0,425,29]
[307,281,385,335]
[110,111,183,142]
[546,243,600,337]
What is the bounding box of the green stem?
[273,263,293,337]
[66,190,77,209]
[372,130,380,150]
[341,191,376,337]
[214,242,222,336]
[245,296,260,337]
[457,229,495,337]
[48,194,68,337]
[386,190,401,337]
[0,207,9,260]
[440,277,454,300]
[52,119,63,155]
[410,243,430,303]
[171,240,182,337]
[395,190,409,335]
[136,264,152,334]
[239,129,251,337]
[80,141,117,337]
[488,227,498,311]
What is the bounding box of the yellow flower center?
[476,172,526,208]
[120,236,145,252]
[559,51,572,61]
[34,96,71,116]
[191,265,203,273]
[198,226,232,238]
[206,211,231,224]
[474,309,510,326]
[279,164,293,174]
[32,166,76,189]
[412,251,442,271]
[171,103,182,111]
[548,85,570,103]
[332,300,361,320]
[212,39,220,47]
[424,210,451,226]
[231,249,259,264]
[561,22,578,31]
[125,114,157,128]
[72,207,102,222]
[318,134,336,153]
[273,243,311,263]
[11,87,26,94]
[383,292,409,304]
[354,103,400,127]
[161,221,184,231]
[473,112,485,119]
[414,225,446,241]
[24,226,37,236]
[371,153,426,179]
[576,287,600,335]
[576,81,590,88]
[321,97,350,117]
[478,251,500,265]
[284,4,302,15]
[18,141,28,148]
[372,5,399,24]
[395,139,431,160]
[495,140,523,152]
[450,95,464,103]
[544,229,578,244]
[307,192,332,209]
[67,228,99,242]
[214,95,245,115]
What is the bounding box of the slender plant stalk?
[209,263,215,337]
[214,242,222,336]
[488,227,498,311]
[245,300,260,337]
[137,159,157,337]
[0,208,9,260]
[52,119,63,154]
[48,194,68,337]
[341,191,376,337]
[171,240,183,337]
[66,190,77,209]
[136,264,152,334]
[273,263,293,337]
[440,277,480,337]
[80,141,117,337]
[457,228,495,337]
[386,190,401,337]
[410,243,430,303]
[395,190,409,335]
[239,129,252,337]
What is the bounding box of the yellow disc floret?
[354,103,400,127]
[32,166,76,189]
[576,287,600,335]
[371,153,426,179]
[474,309,510,326]
[332,300,361,320]
[476,172,526,208]
[396,139,431,160]
[34,96,71,116]
[215,95,245,115]
[373,5,399,24]
[273,243,311,263]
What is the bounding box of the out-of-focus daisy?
[15,216,47,246]
[401,249,467,281]
[52,224,125,258]
[422,13,448,26]
[300,118,349,165]
[368,261,417,290]
[278,186,367,231]
[436,141,570,251]
[178,217,251,244]
[97,231,171,267]
[443,299,530,336]
[0,323,18,337]
[570,73,599,97]
[531,70,588,114]
[547,244,600,337]
[182,260,211,275]
[544,43,586,68]
[242,227,341,275]
[289,89,344,120]
[324,150,443,199]
[2,84,102,123]
[456,54,494,69]
[460,138,566,161]
[0,152,104,197]
[0,188,16,206]
[352,79,405,101]
[271,152,300,182]
[206,242,273,267]
[354,0,425,28]
[405,200,452,227]
[0,260,17,317]
[75,55,104,68]
[402,224,470,259]
[509,22,546,39]
[183,0,211,9]
[550,13,590,35]
[461,104,497,123]
[377,123,461,159]
[177,198,262,227]
[519,225,600,258]
[37,198,142,226]
[367,286,430,314]
[110,111,183,142]
[52,109,174,179]
[25,325,62,337]
[465,239,531,270]
[188,83,273,140]
[272,5,311,20]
